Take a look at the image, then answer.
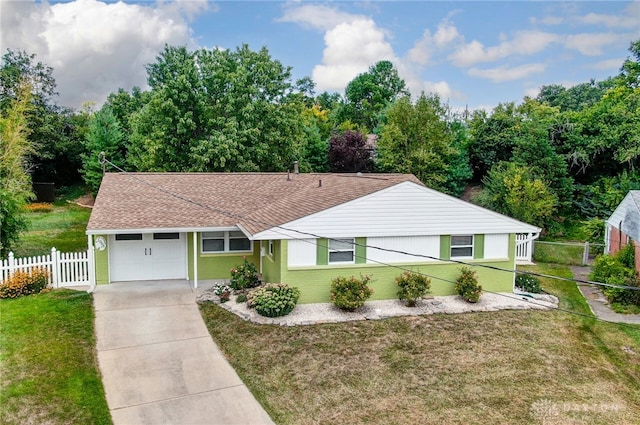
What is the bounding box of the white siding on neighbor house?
[484,233,509,259]
[606,191,640,241]
[253,181,540,240]
[287,239,316,267]
[367,236,440,264]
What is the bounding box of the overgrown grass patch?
[12,203,90,257]
[200,264,640,424]
[533,241,586,265]
[0,289,111,425]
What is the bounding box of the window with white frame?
[202,231,252,253]
[451,235,473,258]
[329,238,355,263]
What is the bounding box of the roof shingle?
[87,172,422,234]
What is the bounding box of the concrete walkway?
[571,266,640,325]
[93,280,274,425]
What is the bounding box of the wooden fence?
[1,248,94,288]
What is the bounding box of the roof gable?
[253,181,540,240]
[607,190,640,241]
[87,172,421,234]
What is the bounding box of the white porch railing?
[1,247,94,288]
[516,233,537,264]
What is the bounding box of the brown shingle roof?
[87,172,422,235]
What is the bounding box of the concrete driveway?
[94,280,274,425]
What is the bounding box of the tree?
[376,94,467,193]
[1,49,85,186]
[328,130,373,172]
[340,60,409,131]
[81,106,125,194]
[130,44,306,172]
[476,162,557,228]
[0,83,33,258]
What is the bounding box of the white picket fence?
[516,233,536,264]
[1,247,94,288]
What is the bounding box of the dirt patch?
[73,193,94,208]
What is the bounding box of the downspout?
[193,231,198,289]
[87,234,96,293]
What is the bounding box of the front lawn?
[0,289,111,425]
[200,264,640,425]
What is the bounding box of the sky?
[1,0,638,111]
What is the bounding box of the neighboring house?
[86,172,540,303]
[605,190,640,272]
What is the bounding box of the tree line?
[1,40,639,256]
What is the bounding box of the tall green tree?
[476,162,557,228]
[338,60,409,131]
[130,44,306,172]
[81,106,125,194]
[0,83,33,258]
[376,94,466,193]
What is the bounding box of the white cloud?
[277,4,364,31]
[564,33,622,56]
[468,63,546,82]
[529,16,564,26]
[407,19,462,65]
[449,31,559,67]
[587,57,624,70]
[577,5,639,30]
[312,19,396,92]
[0,0,207,109]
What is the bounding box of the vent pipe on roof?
[294,161,299,174]
[287,170,291,181]
[318,179,322,187]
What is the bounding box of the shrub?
[515,274,541,293]
[617,243,636,270]
[212,283,232,303]
[455,267,482,303]
[247,283,300,317]
[229,258,261,290]
[0,268,50,299]
[590,255,633,283]
[236,293,248,303]
[602,275,640,306]
[395,271,431,307]
[330,275,373,311]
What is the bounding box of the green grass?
[0,289,111,425]
[533,241,586,265]
[13,203,91,257]
[200,263,640,425]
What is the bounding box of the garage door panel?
[110,233,186,282]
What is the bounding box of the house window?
[153,233,179,240]
[202,231,252,253]
[115,233,143,241]
[451,235,473,258]
[329,238,355,263]
[269,240,274,256]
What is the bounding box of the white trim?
[87,226,242,235]
[193,231,198,289]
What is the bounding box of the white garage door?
[109,233,187,282]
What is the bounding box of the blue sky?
[2,1,638,111]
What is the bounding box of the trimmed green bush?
[515,274,541,293]
[395,271,431,307]
[330,275,373,311]
[590,252,639,307]
[455,267,482,303]
[247,283,300,317]
[0,268,50,299]
[230,258,261,290]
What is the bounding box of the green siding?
[316,238,328,265]
[440,235,451,260]
[474,234,485,259]
[355,237,366,264]
[282,259,515,304]
[94,235,109,284]
[261,240,282,283]
[187,233,260,280]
